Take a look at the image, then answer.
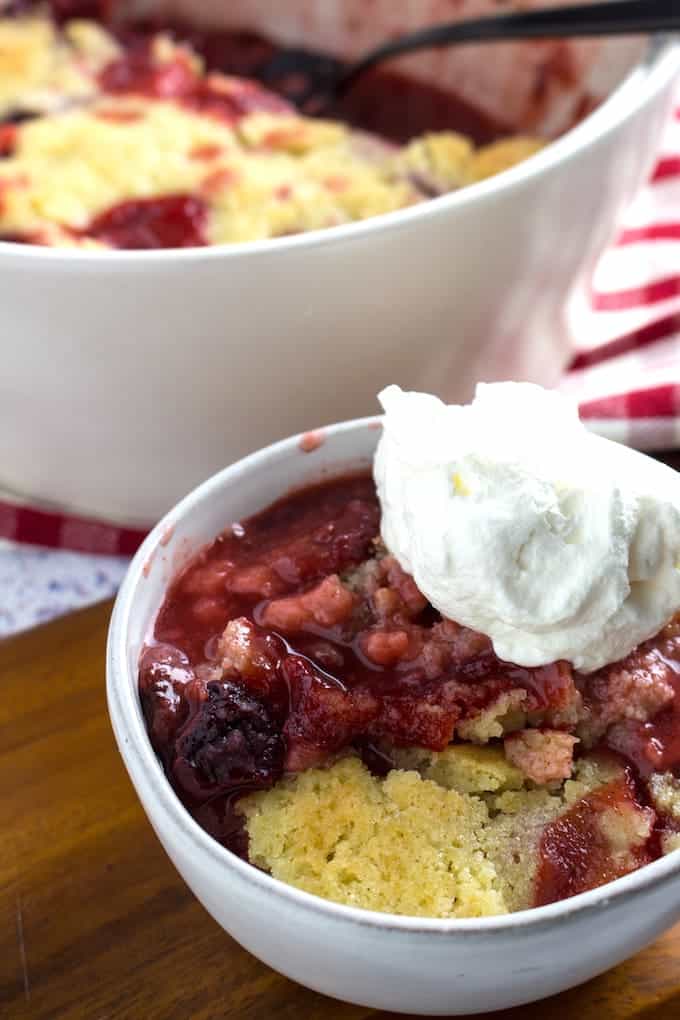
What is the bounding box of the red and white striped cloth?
[560,86,680,449]
[4,86,680,556]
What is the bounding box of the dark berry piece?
[173,680,284,800]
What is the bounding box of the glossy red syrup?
[98,40,292,123]
[535,768,654,906]
[152,475,379,667]
[0,124,17,157]
[607,664,680,778]
[84,194,209,249]
[99,42,197,100]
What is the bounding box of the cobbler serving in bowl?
[137,384,680,919]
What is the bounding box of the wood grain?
[2,600,680,1020]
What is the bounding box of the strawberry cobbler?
[0,8,542,248]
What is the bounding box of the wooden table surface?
[2,600,680,1020]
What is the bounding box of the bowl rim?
[107,412,680,937]
[5,37,680,266]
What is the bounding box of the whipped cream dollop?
[374,383,680,672]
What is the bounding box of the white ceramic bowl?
[107,417,680,1015]
[2,15,679,526]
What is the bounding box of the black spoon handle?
[336,0,679,97]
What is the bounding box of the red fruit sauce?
[606,668,680,778]
[535,770,655,906]
[84,194,209,249]
[0,123,18,157]
[98,39,292,123]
